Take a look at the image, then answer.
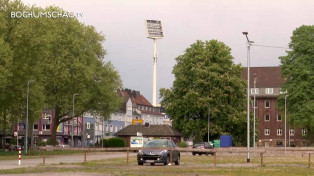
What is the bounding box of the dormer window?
[251,88,259,94]
[265,88,273,94]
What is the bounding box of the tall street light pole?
[285,92,288,156]
[145,20,164,107]
[242,32,253,163]
[26,80,35,154]
[253,74,257,150]
[72,93,79,147]
[102,118,104,148]
[280,90,288,155]
[208,106,210,143]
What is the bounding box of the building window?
[251,88,259,94]
[265,128,270,136]
[110,125,113,132]
[265,141,270,147]
[115,126,118,132]
[43,113,49,119]
[265,114,270,121]
[277,114,282,121]
[276,141,283,147]
[265,88,273,94]
[265,100,270,108]
[42,125,50,131]
[87,122,90,129]
[302,129,307,136]
[33,124,38,130]
[290,129,295,136]
[277,128,282,136]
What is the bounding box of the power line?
[252,44,290,50]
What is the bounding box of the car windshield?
[194,143,204,147]
[144,140,168,148]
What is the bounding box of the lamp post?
[26,80,35,154]
[102,118,104,148]
[285,93,287,156]
[280,90,288,155]
[242,32,253,163]
[253,74,257,150]
[208,106,210,143]
[145,20,164,106]
[72,93,79,147]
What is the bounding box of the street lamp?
[280,90,288,155]
[72,93,79,147]
[253,74,257,150]
[26,80,35,154]
[208,106,210,143]
[145,19,164,106]
[242,32,254,163]
[102,118,104,148]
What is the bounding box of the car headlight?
[138,150,143,155]
[158,150,168,155]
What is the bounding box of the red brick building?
[242,67,308,147]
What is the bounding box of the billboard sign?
[130,136,143,147]
[132,119,143,125]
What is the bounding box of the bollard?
[18,148,21,166]
[127,150,129,166]
[214,152,216,167]
[84,151,87,163]
[309,153,311,168]
[43,151,45,165]
[260,152,264,167]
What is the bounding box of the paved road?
[0,152,136,170]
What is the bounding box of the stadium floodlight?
[145,20,164,39]
[145,20,164,106]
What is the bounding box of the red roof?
[118,89,153,107]
[242,67,286,88]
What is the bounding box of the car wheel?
[199,153,202,156]
[150,163,155,166]
[164,155,170,165]
[192,152,195,155]
[175,155,180,165]
[138,162,143,165]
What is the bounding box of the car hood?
[141,149,167,155]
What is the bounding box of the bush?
[36,140,47,146]
[178,141,187,148]
[100,139,109,147]
[107,138,125,147]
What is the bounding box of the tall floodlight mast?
[145,20,164,106]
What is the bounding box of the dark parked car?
[137,139,180,165]
[192,142,214,156]
[9,145,23,152]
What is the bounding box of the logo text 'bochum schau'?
[11,11,83,18]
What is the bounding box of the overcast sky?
[21,0,314,104]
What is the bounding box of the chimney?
[135,91,140,98]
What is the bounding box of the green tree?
[0,1,122,146]
[0,0,46,148]
[38,9,122,145]
[160,40,247,146]
[279,25,314,141]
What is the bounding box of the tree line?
[0,0,122,146]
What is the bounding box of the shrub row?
[97,138,126,147]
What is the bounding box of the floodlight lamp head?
[145,19,164,39]
[242,32,248,35]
